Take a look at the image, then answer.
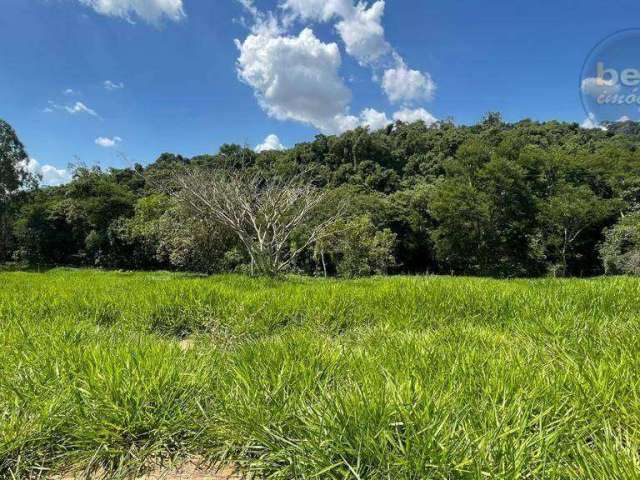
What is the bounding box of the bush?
[600,212,640,275]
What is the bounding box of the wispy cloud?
[104,80,124,91]
[44,101,99,117]
[65,101,98,116]
[78,0,185,25]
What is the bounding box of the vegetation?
[5,115,640,277]
[3,115,640,475]
[0,119,36,261]
[1,269,640,478]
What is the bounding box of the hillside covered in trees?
[4,114,640,278]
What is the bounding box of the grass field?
[2,269,640,479]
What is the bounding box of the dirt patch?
[56,463,245,479]
[139,463,244,479]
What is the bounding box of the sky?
[1,0,639,184]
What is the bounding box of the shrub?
[600,212,640,275]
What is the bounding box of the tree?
[429,143,543,277]
[429,180,494,275]
[65,167,137,265]
[0,119,36,260]
[539,184,617,276]
[324,215,397,277]
[599,212,640,275]
[6,116,640,276]
[168,168,345,276]
[0,119,34,197]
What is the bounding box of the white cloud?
[237,0,437,133]
[580,113,606,130]
[282,0,389,66]
[318,108,392,133]
[65,101,98,116]
[236,0,284,37]
[236,28,354,134]
[63,88,78,96]
[237,0,259,18]
[618,115,631,122]
[19,158,72,186]
[277,0,436,105]
[393,107,437,125]
[581,77,621,98]
[255,134,285,152]
[280,0,352,22]
[104,80,125,91]
[78,0,185,25]
[95,136,123,147]
[335,1,390,67]
[359,108,390,130]
[383,63,435,104]
[45,101,99,117]
[331,113,361,133]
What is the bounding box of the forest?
[3,113,640,278]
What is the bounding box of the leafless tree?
[166,168,345,276]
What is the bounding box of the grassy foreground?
[1,270,640,479]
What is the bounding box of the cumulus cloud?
[581,77,621,98]
[383,63,435,104]
[282,0,389,66]
[95,136,123,147]
[236,28,354,134]
[255,134,285,152]
[359,108,390,130]
[393,107,437,125]
[580,113,606,130]
[280,0,435,102]
[349,109,435,132]
[63,88,78,96]
[78,0,185,24]
[104,80,125,91]
[335,1,390,66]
[329,108,393,132]
[235,0,437,133]
[19,158,72,186]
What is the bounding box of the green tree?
[600,212,640,275]
[540,184,617,276]
[429,141,543,277]
[0,119,37,260]
[317,215,397,278]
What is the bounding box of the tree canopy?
[6,115,640,277]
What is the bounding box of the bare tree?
[167,168,345,276]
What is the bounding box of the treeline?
[3,114,640,277]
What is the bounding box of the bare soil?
[56,462,245,479]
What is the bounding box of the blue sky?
[1,0,638,184]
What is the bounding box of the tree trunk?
[321,250,327,278]
[561,228,568,277]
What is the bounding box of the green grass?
[2,269,640,479]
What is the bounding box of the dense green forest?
[3,114,640,278]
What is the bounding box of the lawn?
[2,269,640,479]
